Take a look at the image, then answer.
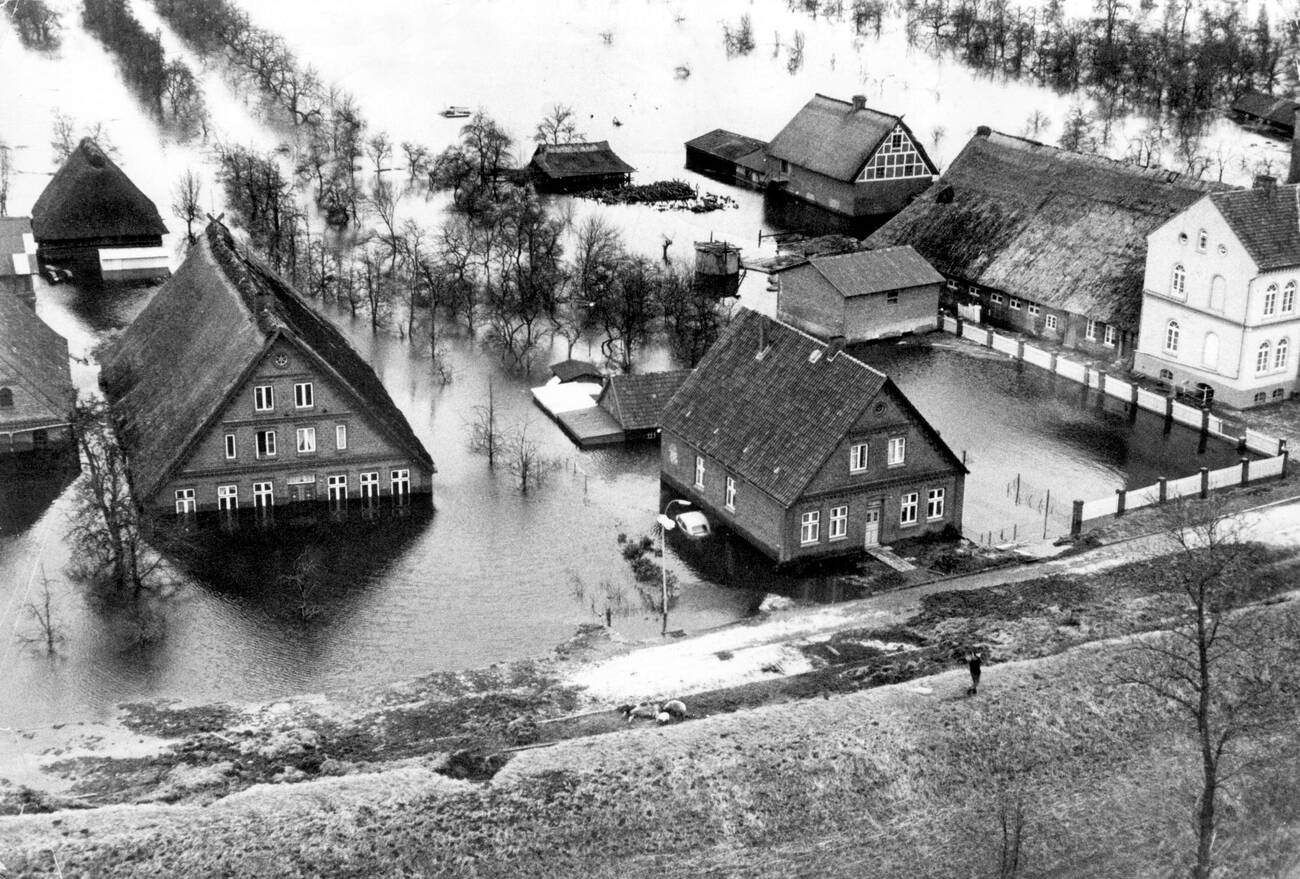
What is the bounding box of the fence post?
[1200,467,1210,499]
[1070,499,1083,536]
[1097,369,1106,396]
[1129,383,1140,422]
[1280,437,1288,457]
[1114,488,1126,517]
[1157,476,1167,503]
[1240,456,1251,485]
[1050,352,1058,374]
[1200,407,1210,437]
[1016,340,1025,361]
[1237,435,1247,453]
[1283,439,1290,474]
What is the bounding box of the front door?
[291,482,316,503]
[864,503,881,547]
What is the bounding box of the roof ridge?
[811,92,900,120]
[982,129,1224,192]
[754,310,888,380]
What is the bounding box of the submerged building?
[527,141,635,192]
[100,222,434,515]
[0,291,75,454]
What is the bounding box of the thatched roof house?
[0,287,74,453]
[1230,90,1298,135]
[528,141,635,192]
[866,128,1227,353]
[101,222,433,511]
[32,138,167,258]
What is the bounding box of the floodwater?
[0,0,1275,725]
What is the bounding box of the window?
[927,488,945,520]
[1159,368,1174,381]
[1196,229,1208,252]
[1045,314,1058,331]
[856,126,930,181]
[989,292,1003,305]
[217,485,238,511]
[336,424,348,451]
[0,388,11,408]
[1009,297,1022,310]
[1265,284,1278,316]
[886,290,899,304]
[254,385,274,411]
[1276,338,1290,371]
[1285,281,1297,313]
[1202,332,1219,369]
[1104,325,1118,346]
[327,474,347,501]
[1256,341,1272,374]
[799,510,820,545]
[294,382,314,408]
[296,427,316,454]
[694,455,705,489]
[174,488,196,515]
[1164,320,1180,354]
[256,429,277,458]
[253,481,274,508]
[1027,304,1041,317]
[849,442,869,473]
[725,476,736,512]
[360,471,379,499]
[224,433,237,460]
[779,159,789,174]
[899,492,919,526]
[887,436,906,466]
[829,505,848,540]
[1274,388,1286,400]
[1254,392,1268,404]
[391,468,410,496]
[946,279,959,291]
[1171,264,1186,299]
[1085,319,1099,342]
[1209,275,1226,312]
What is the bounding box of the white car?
[674,510,711,538]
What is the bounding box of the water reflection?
[0,452,79,538]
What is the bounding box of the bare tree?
[502,418,552,495]
[1118,500,1300,879]
[19,571,63,656]
[1022,109,1051,139]
[534,103,583,145]
[570,572,633,628]
[171,170,204,246]
[277,548,321,621]
[468,377,501,469]
[401,140,431,188]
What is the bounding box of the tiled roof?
[799,245,944,297]
[685,129,768,163]
[767,94,932,182]
[529,141,635,179]
[661,310,889,506]
[1208,185,1300,271]
[0,291,74,423]
[867,129,1227,329]
[31,138,167,243]
[598,369,693,431]
[100,222,433,499]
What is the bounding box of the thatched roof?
[0,289,73,423]
[661,310,961,507]
[1231,90,1297,128]
[550,358,603,383]
[767,94,932,182]
[598,369,692,431]
[783,245,944,296]
[529,142,635,180]
[31,138,167,243]
[1208,184,1300,271]
[100,222,433,500]
[866,129,1227,329]
[0,217,35,279]
[685,129,768,163]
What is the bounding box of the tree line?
[2,0,61,50]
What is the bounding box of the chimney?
[851,94,866,112]
[1290,107,1300,185]
[1255,174,1277,197]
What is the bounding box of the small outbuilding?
[1230,90,1298,137]
[776,245,943,343]
[597,369,693,441]
[550,358,604,384]
[528,142,635,193]
[0,290,75,454]
[684,129,768,188]
[31,138,169,282]
[0,217,38,304]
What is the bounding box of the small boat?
[441,106,471,118]
[612,116,623,127]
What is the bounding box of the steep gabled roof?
[866,129,1227,329]
[31,138,167,243]
[529,142,635,179]
[598,369,693,431]
[767,94,930,182]
[1207,185,1300,272]
[100,222,433,499]
[1231,90,1298,128]
[662,310,893,506]
[790,245,944,296]
[685,129,768,163]
[0,291,74,421]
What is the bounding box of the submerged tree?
[3,0,61,50]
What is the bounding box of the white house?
[1134,174,1300,409]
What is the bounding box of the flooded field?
[0,0,1276,725]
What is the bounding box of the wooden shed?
[528,142,635,192]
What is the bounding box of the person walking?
[967,649,982,696]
